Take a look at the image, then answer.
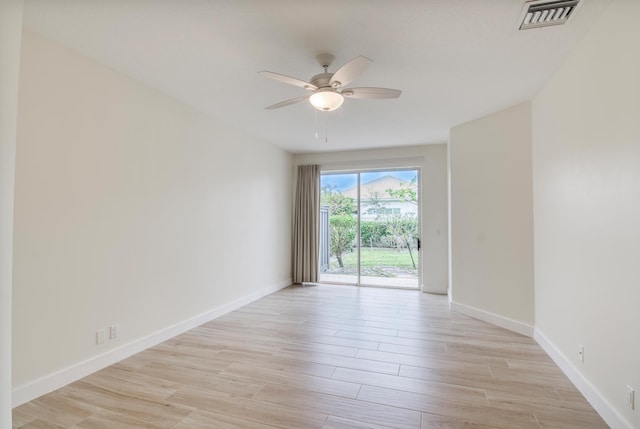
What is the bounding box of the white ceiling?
[23,0,611,154]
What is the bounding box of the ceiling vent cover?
[518,0,580,30]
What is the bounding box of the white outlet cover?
[578,345,584,362]
[627,385,635,409]
[96,329,105,344]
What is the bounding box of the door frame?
[319,167,421,290]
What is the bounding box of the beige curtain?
[292,164,320,284]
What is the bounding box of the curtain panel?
[292,164,320,284]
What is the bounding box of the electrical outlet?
[627,385,635,410]
[96,329,105,344]
[578,345,584,362]
[109,324,119,340]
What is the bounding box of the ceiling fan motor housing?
[310,73,334,90]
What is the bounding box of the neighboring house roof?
[342,175,414,201]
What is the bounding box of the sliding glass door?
[319,169,420,289]
[319,173,359,285]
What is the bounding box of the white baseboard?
[450,300,534,337]
[534,329,632,429]
[449,303,630,427]
[12,279,291,407]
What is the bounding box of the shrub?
[360,221,389,247]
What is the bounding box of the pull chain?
[315,109,318,140]
[313,110,329,143]
[325,112,328,143]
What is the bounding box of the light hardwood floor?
[13,285,608,428]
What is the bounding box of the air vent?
[518,0,580,30]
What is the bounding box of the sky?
[321,169,417,191]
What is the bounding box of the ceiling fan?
[259,54,401,112]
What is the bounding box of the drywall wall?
[532,0,640,426]
[294,144,448,294]
[449,102,534,334]
[12,31,292,402]
[1,2,23,427]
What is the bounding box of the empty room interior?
[1,0,639,428]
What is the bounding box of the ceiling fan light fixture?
[309,90,344,111]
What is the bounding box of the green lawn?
[331,247,417,270]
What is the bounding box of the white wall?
[12,31,292,403]
[449,102,535,335]
[532,0,640,427]
[1,2,23,427]
[294,144,449,294]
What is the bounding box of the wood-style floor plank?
[13,285,608,428]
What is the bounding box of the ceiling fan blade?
[330,56,372,88]
[341,87,402,99]
[264,94,310,110]
[258,71,317,90]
